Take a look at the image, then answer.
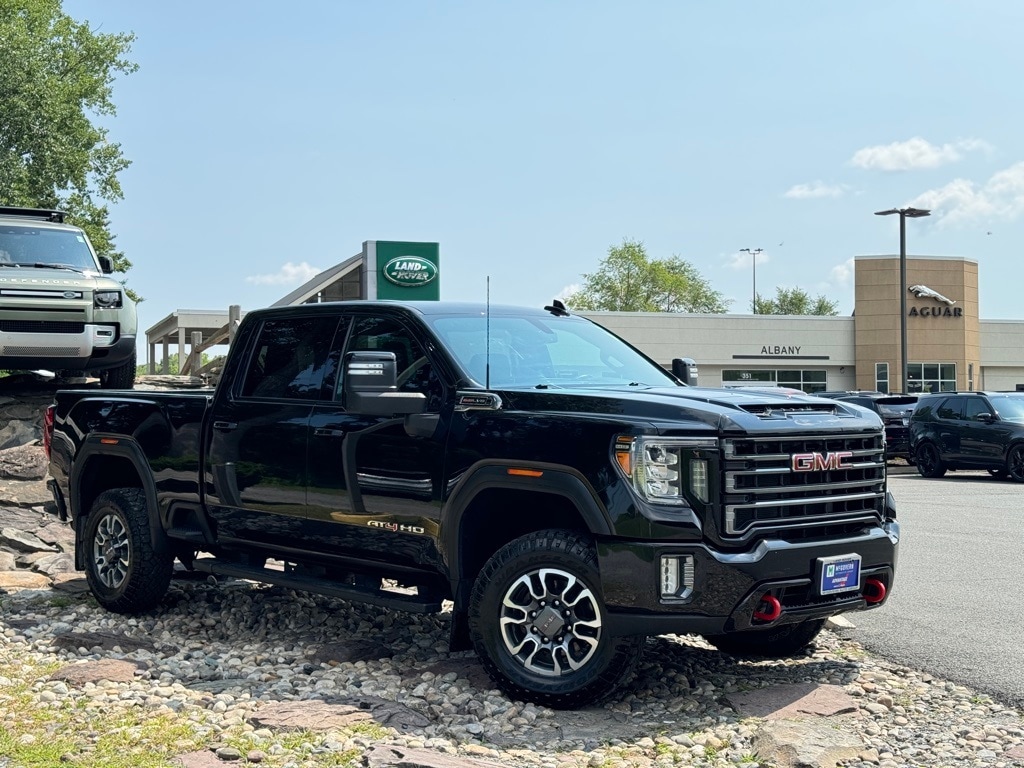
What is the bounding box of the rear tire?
[1006,445,1024,482]
[99,349,136,389]
[469,529,643,709]
[83,488,172,613]
[703,618,826,658]
[915,442,946,478]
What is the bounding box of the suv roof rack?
[0,205,66,223]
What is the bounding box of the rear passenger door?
[205,313,339,548]
[934,396,966,462]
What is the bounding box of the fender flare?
[441,460,613,608]
[71,435,167,567]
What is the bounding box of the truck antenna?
[485,276,491,390]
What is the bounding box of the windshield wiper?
[0,261,86,273]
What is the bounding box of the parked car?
[832,394,919,463]
[909,391,1024,480]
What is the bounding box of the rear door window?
[241,316,339,400]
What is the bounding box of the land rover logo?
[383,256,437,287]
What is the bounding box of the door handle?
[314,428,345,438]
[212,421,238,431]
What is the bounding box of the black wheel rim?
[499,567,602,677]
[1009,449,1024,479]
[92,513,131,589]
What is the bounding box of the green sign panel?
[372,241,440,301]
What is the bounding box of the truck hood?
[497,384,882,435]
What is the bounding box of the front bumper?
[599,521,899,637]
[0,331,135,372]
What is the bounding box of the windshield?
[428,313,678,388]
[0,225,98,271]
[988,395,1024,421]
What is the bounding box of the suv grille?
[0,320,85,334]
[722,433,885,540]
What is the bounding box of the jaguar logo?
[791,451,854,472]
[908,285,955,306]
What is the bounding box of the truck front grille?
[0,320,85,334]
[722,433,885,541]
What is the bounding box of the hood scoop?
[737,401,838,419]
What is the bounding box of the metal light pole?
[874,207,931,393]
[739,248,763,313]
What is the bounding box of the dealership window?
[722,369,827,393]
[875,362,889,394]
[905,363,956,394]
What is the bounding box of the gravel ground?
[1,576,1023,768]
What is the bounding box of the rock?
[0,442,48,480]
[0,479,53,507]
[28,552,74,576]
[726,683,859,719]
[49,659,143,685]
[173,751,226,768]
[752,717,863,768]
[50,573,89,593]
[0,527,58,553]
[0,570,50,589]
[367,745,507,768]
[249,700,375,731]
[0,551,16,570]
[50,630,159,654]
[309,639,395,664]
[0,420,38,451]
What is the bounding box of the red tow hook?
[863,577,887,604]
[753,594,782,622]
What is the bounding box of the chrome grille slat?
[722,433,885,539]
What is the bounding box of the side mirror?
[977,412,995,423]
[97,255,114,274]
[672,357,698,386]
[343,351,426,416]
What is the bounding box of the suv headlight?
[614,436,717,505]
[94,290,123,308]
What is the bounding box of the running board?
[190,559,442,613]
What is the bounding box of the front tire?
[468,530,643,709]
[84,488,172,613]
[99,349,136,389]
[703,618,826,658]
[915,442,947,478]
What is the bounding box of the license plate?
[817,553,862,595]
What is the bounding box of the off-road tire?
[99,349,136,389]
[915,442,947,478]
[703,618,826,658]
[84,488,172,613]
[1006,445,1024,482]
[468,529,643,709]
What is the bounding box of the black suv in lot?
[909,391,1024,480]
[821,392,919,463]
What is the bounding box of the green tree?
[567,239,730,313]
[755,286,839,315]
[0,0,138,298]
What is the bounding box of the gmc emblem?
[791,451,854,472]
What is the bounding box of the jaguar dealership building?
[587,254,1024,395]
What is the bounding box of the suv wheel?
[469,529,643,709]
[99,349,136,389]
[1006,445,1024,482]
[915,442,947,478]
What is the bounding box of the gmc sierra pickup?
[44,300,899,708]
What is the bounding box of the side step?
[191,559,442,613]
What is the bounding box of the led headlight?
[615,436,717,505]
[94,290,123,308]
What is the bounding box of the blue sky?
[65,1,1024,361]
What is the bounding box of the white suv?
[0,206,137,388]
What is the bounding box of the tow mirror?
[343,351,426,415]
[672,357,698,386]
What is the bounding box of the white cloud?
[850,137,991,172]
[909,161,1024,227]
[557,283,581,300]
[245,261,322,286]
[727,249,768,271]
[784,181,847,199]
[830,258,855,287]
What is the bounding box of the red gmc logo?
[791,451,854,472]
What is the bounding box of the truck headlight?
[615,436,717,505]
[94,290,123,308]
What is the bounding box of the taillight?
[43,405,55,459]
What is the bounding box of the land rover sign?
[383,256,438,287]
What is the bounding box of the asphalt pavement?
[850,465,1024,709]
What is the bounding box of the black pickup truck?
[44,300,899,709]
